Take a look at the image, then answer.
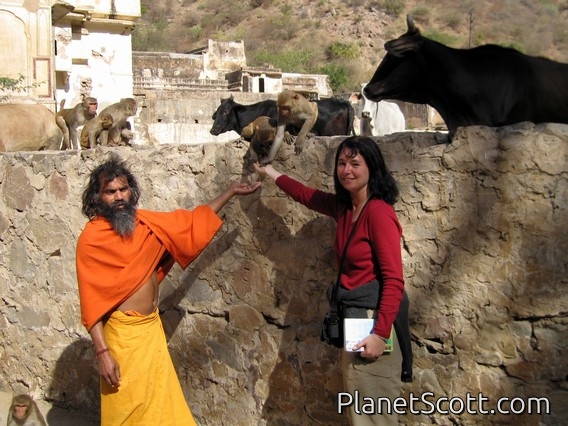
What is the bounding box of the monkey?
[97,98,138,146]
[6,394,47,426]
[107,118,134,146]
[261,89,318,165]
[80,112,113,149]
[56,96,98,150]
[241,116,277,164]
[360,111,374,137]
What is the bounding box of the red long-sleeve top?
[276,175,404,339]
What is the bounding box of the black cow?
[364,15,568,138]
[209,95,355,139]
[311,97,355,137]
[210,96,277,136]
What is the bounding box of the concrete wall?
[132,90,278,145]
[0,123,567,425]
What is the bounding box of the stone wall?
[0,122,566,425]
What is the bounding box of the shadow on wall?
[236,148,349,425]
[46,338,100,424]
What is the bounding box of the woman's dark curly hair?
[333,136,399,206]
[81,154,141,219]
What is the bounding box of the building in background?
[133,40,332,99]
[0,0,57,108]
[0,0,140,111]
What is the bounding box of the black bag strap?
[329,200,369,313]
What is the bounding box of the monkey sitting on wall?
[56,96,98,150]
[97,98,138,146]
[261,89,318,165]
[80,112,113,149]
[6,394,47,426]
[241,116,277,164]
[360,111,374,137]
[107,118,134,146]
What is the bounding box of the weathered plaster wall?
[0,123,567,425]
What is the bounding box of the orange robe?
[76,205,223,330]
[76,206,222,425]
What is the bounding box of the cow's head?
[363,15,427,104]
[210,95,237,135]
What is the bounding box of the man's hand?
[229,181,261,196]
[98,351,121,388]
[208,180,261,213]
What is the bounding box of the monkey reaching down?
[261,89,318,165]
[6,394,47,426]
[241,116,277,164]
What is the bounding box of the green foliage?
[423,30,458,47]
[327,42,360,60]
[0,75,26,92]
[0,74,43,100]
[0,74,43,92]
[474,33,486,46]
[280,3,293,16]
[188,25,203,42]
[318,64,348,93]
[537,0,559,14]
[132,25,169,51]
[250,48,314,73]
[499,41,526,54]
[266,13,304,41]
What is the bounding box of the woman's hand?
[352,333,386,358]
[252,162,282,181]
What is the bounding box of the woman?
[253,136,408,425]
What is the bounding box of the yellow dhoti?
[101,309,196,426]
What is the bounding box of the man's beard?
[99,200,137,238]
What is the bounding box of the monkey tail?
[348,104,356,136]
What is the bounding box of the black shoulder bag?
[321,201,368,348]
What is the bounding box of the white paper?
[344,318,375,352]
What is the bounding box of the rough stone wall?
[0,122,566,425]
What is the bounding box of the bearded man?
[76,154,260,425]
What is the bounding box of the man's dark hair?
[81,154,141,219]
[333,136,399,206]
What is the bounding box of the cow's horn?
[406,15,416,32]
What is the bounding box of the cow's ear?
[229,95,234,101]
